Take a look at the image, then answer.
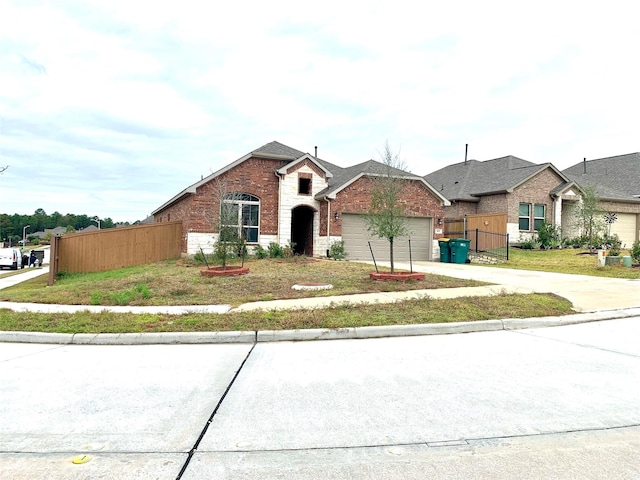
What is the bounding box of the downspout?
[326,197,332,256]
[275,170,283,246]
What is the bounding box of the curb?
[1,308,638,345]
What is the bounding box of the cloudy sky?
[1,0,639,223]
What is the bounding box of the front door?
[291,206,314,256]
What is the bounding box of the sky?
[1,0,639,223]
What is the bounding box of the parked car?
[0,248,24,270]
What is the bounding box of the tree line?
[0,208,135,244]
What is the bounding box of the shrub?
[283,241,296,258]
[329,240,347,260]
[631,241,640,264]
[253,244,268,259]
[605,234,622,256]
[536,221,561,249]
[267,242,284,258]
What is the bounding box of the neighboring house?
[31,226,68,240]
[424,156,581,242]
[563,153,640,248]
[152,141,450,261]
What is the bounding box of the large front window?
[519,203,531,230]
[221,193,260,243]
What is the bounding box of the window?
[518,203,530,230]
[221,193,260,243]
[298,175,312,195]
[533,204,546,230]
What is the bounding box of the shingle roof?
[562,153,640,202]
[252,141,305,159]
[424,156,566,201]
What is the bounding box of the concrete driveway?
[399,261,640,312]
[2,317,640,479]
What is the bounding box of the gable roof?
[153,141,450,214]
[562,152,640,203]
[424,155,570,202]
[315,159,449,204]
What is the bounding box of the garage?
[610,213,638,249]
[341,214,433,262]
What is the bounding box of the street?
[2,317,640,478]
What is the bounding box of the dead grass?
[0,258,484,307]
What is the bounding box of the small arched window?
[221,193,260,243]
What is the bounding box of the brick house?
[424,155,581,242]
[563,153,640,248]
[152,141,450,261]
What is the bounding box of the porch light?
[333,212,340,221]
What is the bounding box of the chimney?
[465,144,468,164]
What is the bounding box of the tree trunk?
[389,236,394,274]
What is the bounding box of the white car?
[0,248,23,270]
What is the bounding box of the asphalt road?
[2,316,640,479]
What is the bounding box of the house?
[152,141,450,261]
[563,153,640,248]
[424,156,581,241]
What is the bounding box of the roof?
[153,141,449,214]
[562,153,640,203]
[424,155,570,201]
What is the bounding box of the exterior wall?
[278,160,330,256]
[510,169,565,227]
[443,201,477,218]
[330,177,445,240]
[155,156,287,253]
[477,193,508,214]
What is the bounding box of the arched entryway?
[291,206,315,256]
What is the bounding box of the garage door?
[611,213,638,249]
[341,214,433,262]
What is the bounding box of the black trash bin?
[438,238,451,263]
[450,238,471,264]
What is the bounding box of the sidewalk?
[1,262,638,344]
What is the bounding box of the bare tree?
[365,141,410,273]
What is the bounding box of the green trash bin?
[450,238,471,264]
[438,238,451,263]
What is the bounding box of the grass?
[0,255,587,334]
[0,293,573,333]
[496,247,640,278]
[0,258,484,307]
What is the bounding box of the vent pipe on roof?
[315,146,318,158]
[465,144,468,164]
[583,157,586,174]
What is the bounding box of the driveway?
[401,261,640,312]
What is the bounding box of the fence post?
[48,234,59,286]
[475,228,479,252]
[506,233,509,260]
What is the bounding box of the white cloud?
[1,0,639,223]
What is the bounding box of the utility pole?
[0,166,7,246]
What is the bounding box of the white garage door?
[342,214,433,262]
[611,213,638,249]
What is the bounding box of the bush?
[329,240,347,260]
[267,242,284,258]
[631,241,640,264]
[604,234,622,256]
[536,222,561,249]
[253,244,268,259]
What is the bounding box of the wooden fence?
[444,213,508,258]
[48,222,182,285]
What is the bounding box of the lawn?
[0,257,575,334]
[496,247,640,279]
[0,258,483,307]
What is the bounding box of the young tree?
[365,141,410,274]
[211,178,246,269]
[573,185,606,251]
